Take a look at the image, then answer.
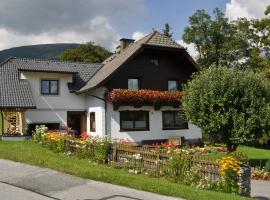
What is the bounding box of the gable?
[79,31,200,92]
[105,47,197,91]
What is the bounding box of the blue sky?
[0,0,268,51]
[117,0,229,40]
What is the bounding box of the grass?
[206,145,270,160]
[0,112,2,135]
[0,141,251,200]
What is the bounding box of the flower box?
[107,89,185,110]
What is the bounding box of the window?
[120,111,149,131]
[168,80,180,91]
[90,112,96,132]
[41,80,59,95]
[150,58,159,66]
[162,111,188,130]
[128,78,139,90]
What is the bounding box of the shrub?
[217,156,243,193]
[182,67,270,151]
[161,148,191,182]
[33,125,48,143]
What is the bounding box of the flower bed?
[107,89,184,108]
[251,167,270,181]
[32,126,250,196]
[33,125,110,163]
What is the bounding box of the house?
[0,31,202,144]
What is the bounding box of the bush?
[32,125,48,143]
[217,156,243,193]
[182,67,270,151]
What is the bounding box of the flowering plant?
[33,125,48,143]
[217,155,243,193]
[217,156,242,175]
[107,89,184,107]
[251,167,270,181]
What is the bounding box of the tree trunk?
[226,142,238,152]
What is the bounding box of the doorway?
[67,111,86,135]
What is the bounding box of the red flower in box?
[107,89,185,107]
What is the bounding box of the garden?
[32,125,252,196]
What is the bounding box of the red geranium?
[107,89,185,107]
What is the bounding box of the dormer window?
[128,78,139,90]
[150,58,159,66]
[41,80,59,95]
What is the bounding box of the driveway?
[251,180,270,200]
[0,159,181,200]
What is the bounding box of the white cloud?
[0,0,147,51]
[225,0,270,20]
[0,16,119,51]
[177,40,198,59]
[132,31,147,41]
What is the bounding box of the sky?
[0,0,269,57]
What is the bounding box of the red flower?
[80,133,91,139]
[107,89,185,106]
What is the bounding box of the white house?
[0,31,202,144]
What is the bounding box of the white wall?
[25,110,67,125]
[107,103,202,143]
[22,72,87,127]
[86,87,107,137]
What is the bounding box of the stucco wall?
[107,103,202,143]
[86,87,107,137]
[21,72,86,110]
[25,109,68,126]
[22,72,87,128]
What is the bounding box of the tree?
[183,8,248,68]
[183,7,270,70]
[182,67,270,151]
[265,5,270,15]
[235,17,270,71]
[60,42,111,63]
[162,23,173,38]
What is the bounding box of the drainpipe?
[0,110,4,135]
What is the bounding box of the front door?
[67,111,86,135]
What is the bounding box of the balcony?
[107,89,185,110]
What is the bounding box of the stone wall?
[238,165,251,196]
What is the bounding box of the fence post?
[156,152,160,177]
[112,144,117,162]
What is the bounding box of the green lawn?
[0,141,250,200]
[206,145,270,160]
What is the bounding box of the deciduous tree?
[182,67,270,151]
[60,42,111,63]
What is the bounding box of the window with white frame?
[128,78,139,90]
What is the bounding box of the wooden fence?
[112,143,220,181]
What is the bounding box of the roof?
[0,57,102,109]
[16,58,77,73]
[0,58,36,109]
[79,31,198,92]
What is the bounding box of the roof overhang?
[18,69,77,74]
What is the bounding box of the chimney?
[117,38,135,53]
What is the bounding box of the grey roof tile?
[0,58,102,108]
[0,58,36,108]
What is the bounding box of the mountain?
[0,43,79,61]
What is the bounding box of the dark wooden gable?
[104,46,198,91]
